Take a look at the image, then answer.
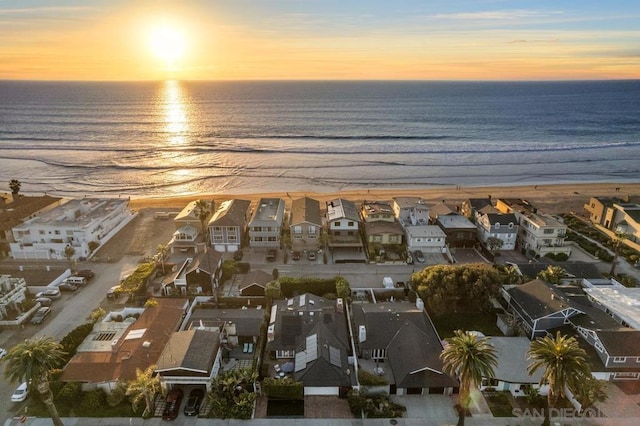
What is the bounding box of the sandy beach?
[128,182,640,214]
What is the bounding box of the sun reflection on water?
[162,80,189,145]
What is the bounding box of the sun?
[148,23,187,65]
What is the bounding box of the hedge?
[263,377,304,400]
[120,262,155,295]
[279,276,351,298]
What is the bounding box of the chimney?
[358,325,367,343]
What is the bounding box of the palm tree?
[2,337,67,426]
[126,365,162,417]
[64,245,76,272]
[441,330,498,426]
[536,265,566,285]
[527,331,592,426]
[9,179,21,195]
[195,199,211,243]
[609,231,629,275]
[572,374,607,413]
[156,243,168,273]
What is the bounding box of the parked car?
[307,251,317,261]
[233,250,244,261]
[76,269,95,279]
[11,382,28,403]
[35,297,53,307]
[162,388,184,420]
[266,249,277,262]
[36,288,61,300]
[0,348,7,360]
[65,276,87,286]
[107,285,122,300]
[414,250,425,263]
[184,388,205,416]
[31,307,51,325]
[58,283,78,292]
[291,251,301,261]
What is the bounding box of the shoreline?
[124,182,640,214]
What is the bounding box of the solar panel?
[294,351,306,372]
[306,334,318,363]
[329,346,341,368]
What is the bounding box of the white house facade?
[10,198,134,260]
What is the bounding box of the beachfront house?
[174,199,215,233]
[496,198,570,258]
[208,199,251,253]
[0,194,63,259]
[290,197,323,252]
[392,197,429,226]
[248,198,285,248]
[476,212,519,251]
[361,201,405,257]
[10,198,134,260]
[326,198,365,262]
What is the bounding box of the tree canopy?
[412,263,505,315]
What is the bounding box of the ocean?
[1,80,639,198]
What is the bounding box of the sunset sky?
[1,0,639,81]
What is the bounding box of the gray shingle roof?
[291,197,322,227]
[156,329,220,374]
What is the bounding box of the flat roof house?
[0,194,63,259]
[248,198,285,248]
[10,198,134,260]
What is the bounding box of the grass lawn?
[430,311,502,338]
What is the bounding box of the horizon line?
[1,78,639,84]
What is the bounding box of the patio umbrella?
[282,362,295,373]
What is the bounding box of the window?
[254,237,263,242]
[54,230,60,235]
[253,226,262,232]
[293,226,302,234]
[267,236,277,242]
[494,222,500,229]
[214,226,222,231]
[228,235,236,241]
[347,231,354,236]
[509,223,514,229]
[294,235,302,239]
[334,221,341,227]
[613,357,627,363]
[543,228,554,234]
[308,225,316,234]
[213,236,223,241]
[66,230,73,236]
[594,342,604,352]
[39,230,45,235]
[348,221,354,227]
[333,231,341,236]
[308,234,316,239]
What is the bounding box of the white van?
[66,276,87,286]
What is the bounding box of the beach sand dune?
[129,182,640,214]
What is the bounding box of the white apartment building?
[10,198,134,260]
[248,198,285,248]
[496,199,570,257]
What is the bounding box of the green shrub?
[106,381,127,407]
[263,377,303,400]
[335,277,351,299]
[81,389,107,411]
[347,390,405,418]
[60,322,94,363]
[357,370,387,386]
[57,382,83,406]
